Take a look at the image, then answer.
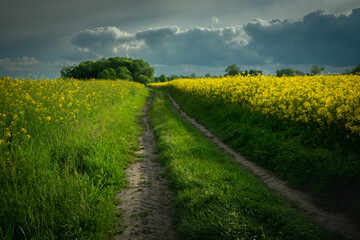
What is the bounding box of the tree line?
[155,64,360,82]
[60,58,360,83]
[226,64,360,77]
[153,64,326,83]
[60,57,154,84]
[224,64,320,77]
[153,65,264,82]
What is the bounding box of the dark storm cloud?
[244,8,360,66]
[1,0,360,78]
[67,8,360,68]
[136,26,262,65]
[0,56,67,78]
[69,25,262,66]
[0,0,172,41]
[68,27,142,60]
[71,27,136,55]
[135,27,179,49]
[72,27,134,47]
[0,57,39,72]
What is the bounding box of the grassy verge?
[148,90,343,240]
[0,79,148,239]
[162,87,360,225]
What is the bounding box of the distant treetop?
[225,64,241,76]
[310,65,325,75]
[351,64,360,75]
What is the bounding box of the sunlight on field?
[0,77,146,239]
[151,74,360,137]
[0,77,144,159]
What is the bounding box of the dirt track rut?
[114,97,177,240]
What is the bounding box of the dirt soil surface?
[167,94,360,240]
[113,97,177,240]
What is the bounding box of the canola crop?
[151,74,360,137]
[0,77,144,150]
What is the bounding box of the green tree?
[60,57,154,83]
[136,67,154,82]
[159,74,167,82]
[116,66,133,81]
[98,69,109,79]
[190,73,197,79]
[137,75,150,84]
[311,65,325,75]
[249,69,263,75]
[276,68,296,77]
[78,61,95,79]
[98,68,116,80]
[205,73,211,78]
[351,64,360,74]
[225,64,241,76]
[60,66,75,78]
[169,74,179,80]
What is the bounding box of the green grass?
[0,80,148,239]
[161,87,360,225]
[148,90,343,240]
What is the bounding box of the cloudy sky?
[1,0,360,78]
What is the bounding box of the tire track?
[114,97,177,240]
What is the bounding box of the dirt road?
[114,97,177,240]
[114,93,359,240]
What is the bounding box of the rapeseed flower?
[151,74,360,137]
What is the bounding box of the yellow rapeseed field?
[0,77,144,149]
[150,74,360,137]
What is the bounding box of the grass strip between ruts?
[148,89,343,240]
